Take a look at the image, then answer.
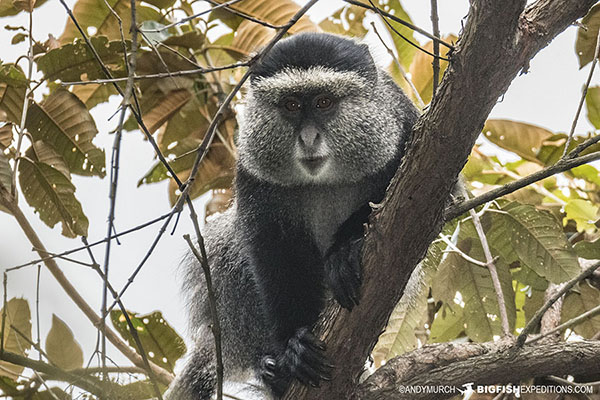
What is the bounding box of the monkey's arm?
[324,203,372,310]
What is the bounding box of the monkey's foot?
[260,327,333,396]
[324,237,363,310]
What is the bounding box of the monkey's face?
[237,66,401,187]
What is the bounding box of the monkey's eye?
[315,95,333,110]
[283,98,301,112]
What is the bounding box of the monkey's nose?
[299,125,320,149]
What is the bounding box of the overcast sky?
[0,0,596,370]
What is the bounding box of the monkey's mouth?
[299,156,327,175]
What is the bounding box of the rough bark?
[355,340,600,399]
[282,0,599,399]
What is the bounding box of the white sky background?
[0,0,596,370]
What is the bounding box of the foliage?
[0,0,600,398]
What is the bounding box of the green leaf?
[0,150,12,191]
[378,0,416,70]
[140,20,171,46]
[562,282,600,338]
[483,119,554,164]
[523,288,545,326]
[0,298,32,379]
[536,133,600,166]
[564,199,599,232]
[571,164,600,186]
[45,315,84,370]
[111,310,186,373]
[574,239,600,259]
[432,225,516,342]
[11,32,26,44]
[576,4,600,68]
[25,89,105,177]
[488,202,580,283]
[430,304,465,342]
[586,86,600,129]
[512,265,549,292]
[59,0,161,44]
[0,63,27,124]
[19,143,89,237]
[373,241,443,362]
[143,0,175,10]
[37,36,129,83]
[162,31,205,50]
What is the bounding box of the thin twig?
[516,260,600,347]
[11,9,34,197]
[100,0,139,380]
[562,27,600,157]
[438,233,489,267]
[370,22,425,108]
[446,151,600,221]
[60,62,250,86]
[7,212,170,272]
[184,234,223,400]
[459,183,511,336]
[344,0,454,50]
[0,351,107,397]
[140,0,247,32]
[203,0,284,30]
[527,301,600,344]
[367,0,449,62]
[0,186,174,385]
[430,0,440,102]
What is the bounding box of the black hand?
[260,327,333,397]
[324,237,363,310]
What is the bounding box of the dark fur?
[167,33,418,400]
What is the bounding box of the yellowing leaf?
[320,5,367,37]
[45,315,84,370]
[483,119,554,164]
[25,89,105,177]
[564,199,599,232]
[111,310,186,373]
[167,143,235,205]
[11,0,35,12]
[0,64,27,125]
[212,0,316,35]
[19,144,89,237]
[59,0,160,44]
[0,298,32,379]
[142,89,192,134]
[409,34,456,104]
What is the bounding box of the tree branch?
[0,186,174,385]
[283,1,599,398]
[356,340,600,399]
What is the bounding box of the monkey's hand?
[259,327,333,396]
[324,237,363,310]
